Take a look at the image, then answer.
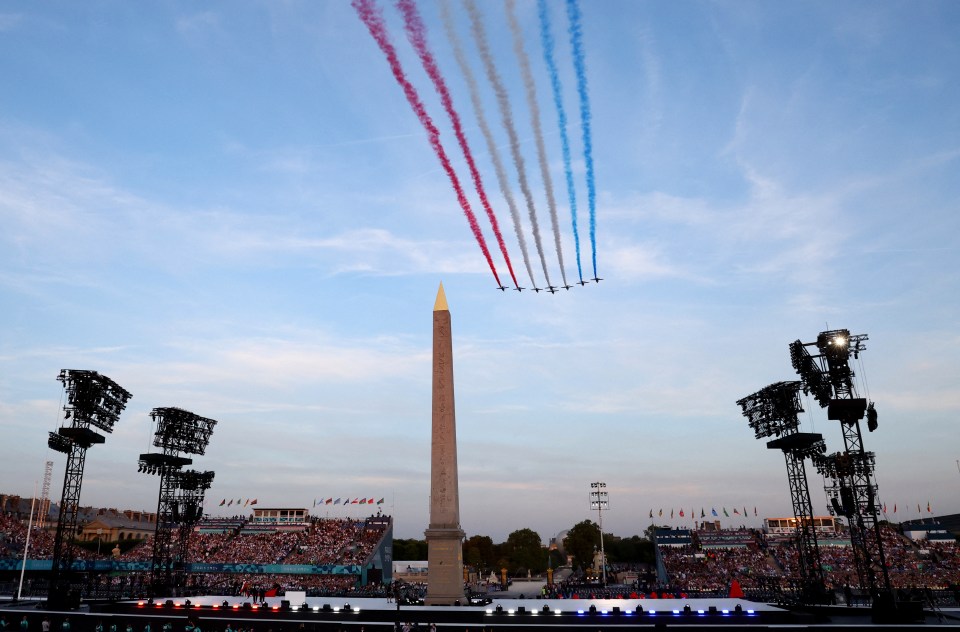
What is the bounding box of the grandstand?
[653,522,960,601]
[1,499,394,598]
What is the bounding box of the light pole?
[589,482,608,586]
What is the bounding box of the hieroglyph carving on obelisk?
[425,282,466,605]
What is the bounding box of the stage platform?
[4,593,956,630]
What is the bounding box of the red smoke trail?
[352,0,502,287]
[396,0,519,290]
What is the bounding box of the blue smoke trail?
[567,0,597,279]
[538,0,582,285]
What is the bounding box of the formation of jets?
[500,277,601,293]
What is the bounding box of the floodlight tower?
[47,369,132,608]
[790,329,890,595]
[737,381,827,602]
[589,482,608,586]
[171,468,215,589]
[138,407,216,597]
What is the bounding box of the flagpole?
[18,481,38,601]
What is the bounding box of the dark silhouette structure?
[47,369,132,609]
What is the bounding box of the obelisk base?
[424,526,466,605]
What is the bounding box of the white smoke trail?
[506,0,567,288]
[464,0,552,289]
[440,1,537,289]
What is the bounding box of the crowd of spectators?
[2,510,389,598]
[656,525,960,597]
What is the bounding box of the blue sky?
[1,1,958,543]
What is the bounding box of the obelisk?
[425,282,466,605]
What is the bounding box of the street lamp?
[589,482,609,586]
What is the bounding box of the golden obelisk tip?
[434,282,449,311]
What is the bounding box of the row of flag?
[648,502,937,521]
[650,507,758,520]
[313,497,385,507]
[219,498,257,507]
[882,502,934,515]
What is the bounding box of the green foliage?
[504,528,545,574]
[563,520,600,570]
[396,527,652,575]
[392,538,427,561]
[463,534,495,571]
[604,534,654,564]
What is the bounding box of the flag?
[711,508,718,517]
[882,503,887,513]
[723,507,729,517]
[649,509,653,519]
[658,508,662,517]
[326,498,333,505]
[743,506,747,516]
[228,499,234,506]
[368,498,374,504]
[352,498,359,504]
[679,509,685,517]
[377,498,384,505]
[360,498,367,504]
[754,506,757,516]
[251,499,257,505]
[893,503,897,514]
[219,499,226,506]
[927,501,932,513]
[334,498,341,505]
[701,508,705,518]
[244,499,250,507]
[733,508,740,515]
[670,509,674,519]
[918,503,922,514]
[313,499,317,508]
[237,499,241,505]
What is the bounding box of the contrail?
[537,0,583,285]
[440,1,537,289]
[464,0,552,290]
[352,0,503,288]
[506,0,567,289]
[396,0,519,290]
[567,0,597,279]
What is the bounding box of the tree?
[564,520,600,570]
[606,534,654,564]
[505,528,545,574]
[464,534,495,572]
[392,538,427,561]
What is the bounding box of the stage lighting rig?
[737,380,826,603]
[58,369,132,434]
[150,407,217,455]
[813,451,876,479]
[140,406,218,598]
[47,431,72,454]
[790,327,890,602]
[174,469,215,491]
[48,369,132,609]
[736,381,804,439]
[789,329,867,408]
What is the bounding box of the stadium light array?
[150,407,217,455]
[736,381,804,439]
[57,369,133,434]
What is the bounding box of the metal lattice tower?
[737,381,827,602]
[139,407,216,597]
[39,460,54,530]
[791,329,890,594]
[47,370,131,608]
